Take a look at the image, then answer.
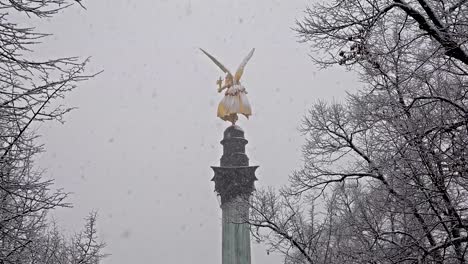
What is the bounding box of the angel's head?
[224,74,233,86]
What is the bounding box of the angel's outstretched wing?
[200,48,232,76]
[234,48,255,83]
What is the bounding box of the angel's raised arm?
[234,48,255,83]
[200,48,232,77]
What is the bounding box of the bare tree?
[296,0,468,67]
[250,0,468,263]
[0,1,105,263]
[25,212,107,264]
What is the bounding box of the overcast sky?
[29,0,360,263]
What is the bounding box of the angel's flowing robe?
[217,84,252,123]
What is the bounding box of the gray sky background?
[27,0,360,263]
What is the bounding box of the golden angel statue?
[200,48,255,125]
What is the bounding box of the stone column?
[211,125,258,264]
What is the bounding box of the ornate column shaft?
[211,125,258,264]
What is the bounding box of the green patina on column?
[211,125,258,264]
